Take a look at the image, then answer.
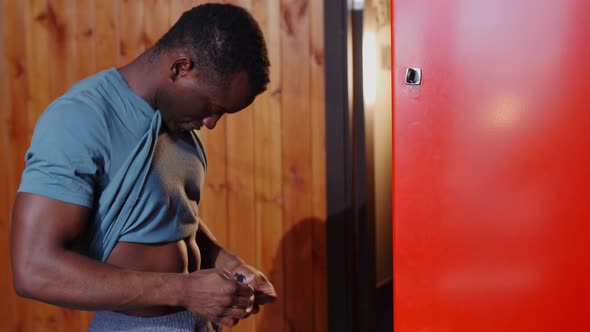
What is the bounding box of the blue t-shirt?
[18,68,207,261]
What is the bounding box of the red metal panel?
[393,0,590,331]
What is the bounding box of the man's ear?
[169,57,194,81]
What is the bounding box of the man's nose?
[203,114,221,129]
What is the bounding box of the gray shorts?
[89,310,221,332]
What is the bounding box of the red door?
[394,0,590,331]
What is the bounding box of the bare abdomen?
[105,233,200,317]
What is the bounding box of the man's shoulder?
[61,69,119,114]
[67,68,116,93]
[38,69,124,133]
[40,96,109,134]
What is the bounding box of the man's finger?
[220,270,234,280]
[217,316,240,328]
[223,306,250,320]
[230,293,254,309]
[234,283,254,297]
[254,290,277,304]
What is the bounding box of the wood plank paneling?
[24,0,50,131]
[310,1,327,331]
[46,0,73,98]
[95,0,120,71]
[0,3,6,213]
[119,0,145,65]
[252,0,285,330]
[0,1,326,331]
[225,1,256,331]
[143,0,169,48]
[226,94,258,330]
[1,0,29,233]
[71,0,96,82]
[0,2,16,331]
[280,0,314,331]
[0,3,27,331]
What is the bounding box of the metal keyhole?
[405,68,422,85]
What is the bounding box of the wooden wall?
[0,0,326,331]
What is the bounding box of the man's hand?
[182,269,255,327]
[195,222,276,317]
[228,263,277,315]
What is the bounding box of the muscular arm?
[11,193,185,310]
[11,193,253,324]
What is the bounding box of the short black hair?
[155,3,269,96]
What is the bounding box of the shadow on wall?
[256,217,325,332]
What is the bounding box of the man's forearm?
[196,220,243,270]
[213,247,244,270]
[14,248,185,311]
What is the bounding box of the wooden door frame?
[324,1,377,331]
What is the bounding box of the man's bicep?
[12,193,90,252]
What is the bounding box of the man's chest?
[147,131,206,203]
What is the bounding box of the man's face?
[159,65,254,133]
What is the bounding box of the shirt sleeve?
[17,98,110,207]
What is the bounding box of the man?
[11,3,276,331]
